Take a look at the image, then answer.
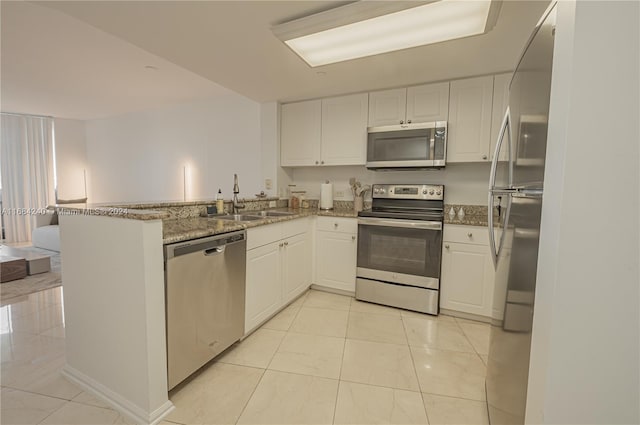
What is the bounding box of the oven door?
[357,217,442,290]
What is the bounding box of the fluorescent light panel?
[283,0,493,67]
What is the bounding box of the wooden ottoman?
[0,247,51,276]
[0,256,28,283]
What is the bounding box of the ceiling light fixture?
[272,0,502,67]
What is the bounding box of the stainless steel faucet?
[232,174,245,214]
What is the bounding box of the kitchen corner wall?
[54,118,89,200]
[84,95,262,204]
[290,163,499,205]
[261,102,292,198]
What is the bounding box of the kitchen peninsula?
[55,198,360,425]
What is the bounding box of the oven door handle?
[358,217,442,231]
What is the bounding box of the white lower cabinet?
[314,217,357,292]
[245,220,311,334]
[440,225,495,318]
[282,232,311,300]
[245,241,282,333]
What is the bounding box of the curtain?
[0,114,55,243]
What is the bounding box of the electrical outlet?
[336,190,345,198]
[265,179,272,190]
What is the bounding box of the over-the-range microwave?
[366,121,447,170]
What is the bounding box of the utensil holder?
[354,196,364,213]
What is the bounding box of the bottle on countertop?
[216,189,224,214]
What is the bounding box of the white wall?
[60,214,171,424]
[260,102,292,198]
[291,163,501,205]
[53,118,88,200]
[527,1,639,423]
[85,95,262,204]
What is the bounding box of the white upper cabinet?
[368,88,406,127]
[321,93,368,165]
[282,74,509,167]
[490,73,512,162]
[281,95,367,167]
[406,82,450,123]
[447,76,494,162]
[280,100,322,166]
[368,82,449,127]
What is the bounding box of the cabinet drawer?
[247,223,282,250]
[316,216,357,234]
[443,225,489,246]
[282,217,311,239]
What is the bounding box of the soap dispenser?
[216,189,224,214]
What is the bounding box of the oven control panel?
[372,184,444,200]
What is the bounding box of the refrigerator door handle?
[489,106,512,191]
[488,107,512,268]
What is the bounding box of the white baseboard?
[310,284,355,297]
[439,308,492,323]
[62,364,174,425]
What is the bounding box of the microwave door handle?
[429,134,435,162]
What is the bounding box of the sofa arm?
[34,212,54,228]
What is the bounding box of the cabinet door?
[447,76,494,162]
[282,232,311,302]
[280,100,321,166]
[440,242,495,317]
[368,88,407,127]
[315,230,357,292]
[321,93,368,165]
[490,73,511,162]
[406,82,450,123]
[245,242,282,333]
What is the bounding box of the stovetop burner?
[358,184,444,221]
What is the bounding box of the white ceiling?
[2,1,549,120]
[1,1,231,120]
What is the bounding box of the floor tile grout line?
[253,366,342,383]
[337,377,426,394]
[35,398,76,425]
[1,384,79,403]
[456,318,487,358]
[233,367,268,425]
[331,300,352,425]
[234,289,318,425]
[400,313,431,424]
[420,389,488,403]
[264,314,295,371]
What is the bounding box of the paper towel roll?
[320,182,333,210]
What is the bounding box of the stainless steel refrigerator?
[486,3,557,424]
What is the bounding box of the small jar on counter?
[290,195,300,209]
[290,190,306,209]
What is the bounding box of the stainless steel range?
[356,184,444,315]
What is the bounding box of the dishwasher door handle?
[204,246,226,256]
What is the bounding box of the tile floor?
[0,287,492,424]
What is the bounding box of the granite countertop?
[163,207,358,244]
[52,203,171,220]
[443,204,503,227]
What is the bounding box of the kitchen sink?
[216,214,263,222]
[251,211,295,217]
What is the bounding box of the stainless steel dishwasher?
[164,230,246,390]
